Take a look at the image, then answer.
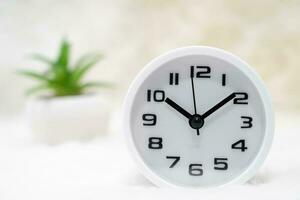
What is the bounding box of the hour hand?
[201,93,236,119]
[165,97,192,119]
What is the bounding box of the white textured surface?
[1,0,300,114]
[0,112,299,199]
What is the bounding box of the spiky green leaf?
[25,84,49,96]
[71,53,102,83]
[17,70,49,81]
[30,54,53,65]
[56,40,70,68]
[80,81,113,89]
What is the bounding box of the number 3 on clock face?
[123,46,274,188]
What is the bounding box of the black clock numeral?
[190,66,195,78]
[148,137,163,149]
[166,156,180,168]
[196,66,211,78]
[142,114,157,126]
[214,158,228,170]
[147,90,165,102]
[231,139,248,152]
[189,164,203,176]
[190,66,211,78]
[241,116,253,128]
[222,74,226,86]
[233,92,248,105]
[169,73,179,85]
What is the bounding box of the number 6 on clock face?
[123,46,274,188]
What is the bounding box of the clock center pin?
[189,114,204,129]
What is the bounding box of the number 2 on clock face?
[124,46,274,188]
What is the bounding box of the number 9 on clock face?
[123,46,274,188]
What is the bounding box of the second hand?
[190,66,200,136]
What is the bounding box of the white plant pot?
[26,94,111,144]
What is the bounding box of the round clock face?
[123,46,274,188]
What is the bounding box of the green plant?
[18,39,111,97]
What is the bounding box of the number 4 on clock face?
[231,140,248,152]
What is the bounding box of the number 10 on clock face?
[123,46,274,188]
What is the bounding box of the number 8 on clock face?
[123,46,274,188]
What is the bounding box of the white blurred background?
[1,0,300,115]
[0,0,300,199]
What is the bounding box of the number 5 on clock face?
[123,46,274,188]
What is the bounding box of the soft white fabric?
[0,112,299,200]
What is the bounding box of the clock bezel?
[123,46,274,188]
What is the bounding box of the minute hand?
[201,93,236,119]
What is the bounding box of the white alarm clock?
[123,46,274,188]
